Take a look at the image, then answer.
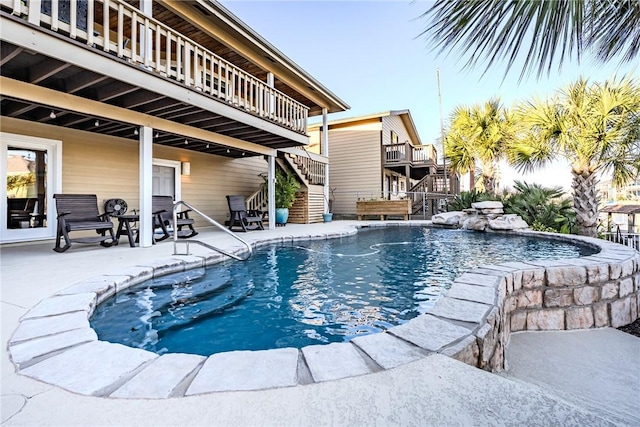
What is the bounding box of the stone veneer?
[8,227,640,398]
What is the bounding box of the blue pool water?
[91,227,597,355]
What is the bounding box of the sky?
[223,0,638,191]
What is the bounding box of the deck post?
[322,107,329,213]
[139,126,153,247]
[139,0,153,66]
[266,72,275,118]
[267,155,275,230]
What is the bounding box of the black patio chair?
[152,195,198,241]
[226,195,264,232]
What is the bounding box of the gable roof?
[308,110,424,146]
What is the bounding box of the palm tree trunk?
[572,170,599,236]
[469,161,476,191]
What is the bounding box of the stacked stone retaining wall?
[438,231,640,371]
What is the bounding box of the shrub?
[503,181,576,233]
[448,190,494,211]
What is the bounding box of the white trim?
[1,132,62,243]
[139,127,153,247]
[152,158,181,201]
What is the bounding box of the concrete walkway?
[2,221,639,426]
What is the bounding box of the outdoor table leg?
[116,216,138,248]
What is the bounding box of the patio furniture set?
[53,194,263,252]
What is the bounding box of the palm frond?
[420,0,639,79]
[419,0,586,80]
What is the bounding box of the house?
[0,0,348,245]
[306,110,459,219]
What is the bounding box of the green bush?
[503,181,576,234]
[448,190,494,211]
[275,169,300,209]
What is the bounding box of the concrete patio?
[2,221,639,426]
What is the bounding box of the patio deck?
[1,221,639,426]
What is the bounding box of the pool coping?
[7,224,640,398]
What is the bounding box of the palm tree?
[444,98,517,194]
[510,77,640,237]
[420,0,640,79]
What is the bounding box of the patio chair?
[53,194,115,252]
[8,198,37,228]
[226,195,264,232]
[152,195,198,241]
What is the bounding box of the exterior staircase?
[280,151,326,187]
[244,149,327,224]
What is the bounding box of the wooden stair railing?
[245,183,268,213]
[285,153,325,186]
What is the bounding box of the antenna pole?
[437,68,448,198]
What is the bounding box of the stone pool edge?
[7,225,640,398]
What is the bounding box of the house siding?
[326,120,382,215]
[381,115,414,146]
[2,118,266,227]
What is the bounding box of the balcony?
[382,142,437,180]
[0,0,312,156]
[383,143,436,166]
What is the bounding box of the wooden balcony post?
[140,0,153,66]
[103,0,110,52]
[27,0,40,25]
[267,72,274,117]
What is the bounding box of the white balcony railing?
[2,0,309,133]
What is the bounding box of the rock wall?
[433,201,529,232]
[436,231,640,371]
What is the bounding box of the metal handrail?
[172,201,252,261]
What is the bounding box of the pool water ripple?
[91,227,596,356]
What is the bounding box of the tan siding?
[382,115,414,146]
[328,120,382,215]
[307,128,321,154]
[1,118,267,227]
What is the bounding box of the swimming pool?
[91,227,597,356]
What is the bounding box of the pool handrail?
[172,200,253,261]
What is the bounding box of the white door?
[153,165,175,197]
[1,133,62,243]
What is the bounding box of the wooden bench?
[356,199,411,220]
[53,194,116,252]
[152,195,198,241]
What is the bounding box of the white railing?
[245,183,268,213]
[601,231,640,251]
[2,0,309,133]
[412,145,435,163]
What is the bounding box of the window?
[391,130,398,144]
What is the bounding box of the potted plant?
[275,168,300,225]
[323,187,336,222]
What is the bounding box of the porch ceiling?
[0,40,302,158]
[385,163,436,181]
